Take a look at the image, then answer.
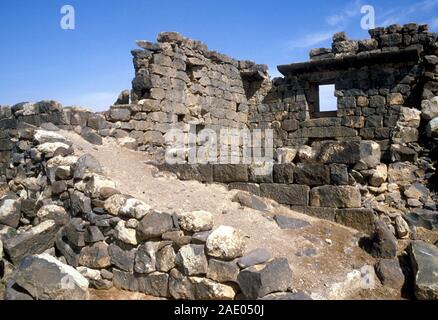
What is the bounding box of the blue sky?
[0,0,437,111]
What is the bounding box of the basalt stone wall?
[104,32,272,150]
[157,24,438,239]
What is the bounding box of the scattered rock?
[409,241,438,300]
[6,253,89,300]
[369,220,398,259]
[238,248,271,269]
[237,258,293,300]
[36,204,69,226]
[274,215,311,230]
[0,195,21,228]
[375,259,405,290]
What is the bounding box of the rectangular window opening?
[312,83,338,118]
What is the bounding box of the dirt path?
[60,130,400,300]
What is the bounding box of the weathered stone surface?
[108,244,136,272]
[409,241,438,300]
[260,184,309,206]
[375,259,405,290]
[395,215,411,239]
[231,191,272,212]
[330,164,349,185]
[113,269,169,297]
[176,244,208,276]
[276,147,297,163]
[137,211,174,241]
[404,183,429,202]
[238,248,271,269]
[426,118,438,137]
[115,220,138,246]
[169,268,195,300]
[34,130,69,145]
[177,210,214,233]
[6,253,89,300]
[73,154,102,179]
[36,204,69,226]
[335,209,376,234]
[421,97,438,120]
[4,220,59,265]
[84,174,116,198]
[213,164,248,183]
[237,258,293,299]
[135,242,159,274]
[190,277,236,300]
[207,259,240,283]
[274,215,311,230]
[273,164,295,184]
[369,220,398,259]
[310,186,361,208]
[387,162,418,186]
[156,244,176,273]
[80,127,102,145]
[0,195,21,228]
[369,164,388,187]
[294,164,330,186]
[78,242,111,269]
[206,226,246,261]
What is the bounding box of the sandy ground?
[60,130,402,300]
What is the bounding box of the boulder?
[4,220,59,265]
[206,226,246,261]
[335,208,376,234]
[374,259,405,290]
[34,130,69,145]
[84,174,116,199]
[0,195,21,228]
[421,97,438,120]
[177,210,214,233]
[156,244,176,273]
[137,211,174,241]
[369,220,398,259]
[409,241,438,300]
[395,216,411,239]
[36,204,69,226]
[134,242,159,274]
[73,154,102,179]
[37,142,71,157]
[6,253,89,300]
[237,258,293,299]
[404,183,429,203]
[115,221,138,246]
[104,194,130,216]
[120,198,151,220]
[190,277,236,300]
[369,164,388,187]
[108,243,136,272]
[310,186,361,208]
[78,242,111,269]
[426,118,438,137]
[207,259,240,283]
[175,244,208,276]
[169,268,195,300]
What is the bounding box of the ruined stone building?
[1,23,438,300]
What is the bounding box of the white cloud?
[430,17,438,30]
[326,0,364,28]
[288,31,334,49]
[378,0,438,26]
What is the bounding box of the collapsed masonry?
[1,23,438,300]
